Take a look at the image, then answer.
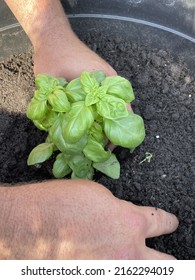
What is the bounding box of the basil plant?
[27,70,145,180]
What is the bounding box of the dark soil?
[0,32,195,260]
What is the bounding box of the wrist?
[31,11,74,50]
[5,0,74,52]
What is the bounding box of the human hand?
[33,31,116,80]
[0,180,178,259]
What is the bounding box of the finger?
[136,206,179,238]
[144,247,176,260]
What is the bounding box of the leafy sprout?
[27,70,145,180]
[139,152,153,164]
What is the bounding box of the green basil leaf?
[85,90,99,106]
[67,154,93,179]
[41,110,58,130]
[65,134,88,154]
[62,101,95,143]
[96,85,107,98]
[26,98,48,120]
[32,111,58,132]
[57,77,68,87]
[102,76,135,103]
[71,167,94,180]
[65,78,86,102]
[91,70,106,83]
[45,135,58,151]
[27,142,54,165]
[34,90,48,101]
[33,120,48,131]
[49,115,67,152]
[89,122,106,146]
[93,153,120,179]
[48,89,70,112]
[50,114,89,153]
[104,112,145,149]
[97,95,128,119]
[35,74,61,93]
[83,138,111,162]
[85,86,107,107]
[45,135,52,143]
[80,71,99,94]
[61,134,88,155]
[52,153,71,178]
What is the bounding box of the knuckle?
[120,201,147,231]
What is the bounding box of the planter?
[0,0,195,259]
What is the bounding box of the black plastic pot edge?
[1,12,195,43]
[68,13,195,43]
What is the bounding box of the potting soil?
[0,31,195,260]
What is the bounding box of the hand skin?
[3,0,179,260]
[5,0,116,80]
[0,180,178,260]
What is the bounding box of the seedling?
[27,70,145,179]
[139,152,153,164]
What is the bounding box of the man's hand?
[5,0,116,80]
[34,32,116,80]
[0,180,178,259]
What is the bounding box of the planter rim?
[1,13,195,44]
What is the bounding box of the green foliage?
[27,71,145,180]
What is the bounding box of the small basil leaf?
[71,167,94,180]
[35,74,61,93]
[91,70,106,83]
[67,154,93,179]
[45,135,52,143]
[104,112,145,149]
[65,78,86,102]
[52,153,71,178]
[33,120,47,131]
[48,89,70,112]
[60,134,88,155]
[49,115,67,152]
[26,98,48,120]
[45,135,58,151]
[80,71,99,94]
[63,134,88,154]
[85,90,99,106]
[102,76,135,103]
[57,77,68,87]
[96,86,107,98]
[62,101,94,143]
[93,154,120,179]
[27,142,54,165]
[85,85,107,107]
[34,90,48,101]
[97,95,128,119]
[41,110,58,129]
[83,138,111,163]
[89,121,106,146]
